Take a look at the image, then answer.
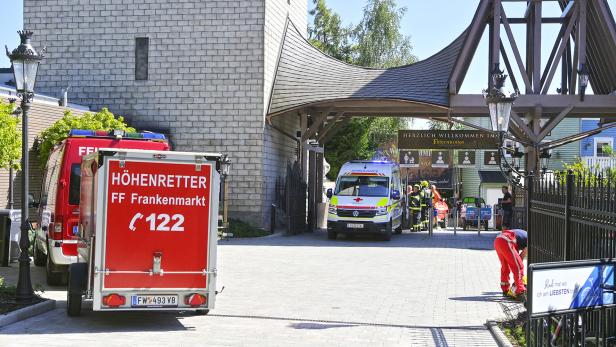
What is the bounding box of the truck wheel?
[327,230,337,240]
[195,309,210,315]
[46,254,65,286]
[381,222,392,241]
[394,217,403,234]
[67,263,87,317]
[33,244,47,267]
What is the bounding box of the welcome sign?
[398,130,499,150]
[529,261,615,317]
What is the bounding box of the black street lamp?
[6,30,45,303]
[484,68,517,134]
[539,148,552,174]
[220,155,231,238]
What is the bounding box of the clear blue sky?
[1,0,615,94]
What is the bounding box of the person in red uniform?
[494,225,528,301]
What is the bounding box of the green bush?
[0,101,21,170]
[35,108,135,165]
[227,219,272,238]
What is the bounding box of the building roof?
[267,20,468,117]
[478,171,507,184]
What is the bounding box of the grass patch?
[226,219,272,238]
[498,320,526,347]
[0,276,44,314]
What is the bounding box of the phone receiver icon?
[129,213,144,231]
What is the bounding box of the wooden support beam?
[501,5,532,92]
[532,1,542,94]
[491,0,502,71]
[302,109,332,141]
[541,5,578,95]
[537,105,574,141]
[510,111,538,144]
[500,43,519,92]
[317,113,344,141]
[321,117,352,145]
[449,0,490,94]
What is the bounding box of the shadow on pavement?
[208,313,487,330]
[289,322,356,329]
[221,229,497,250]
[449,291,508,303]
[0,307,194,334]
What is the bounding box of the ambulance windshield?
[335,176,389,197]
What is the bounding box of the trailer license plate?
[131,295,178,307]
[347,223,363,228]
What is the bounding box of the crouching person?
[494,224,528,301]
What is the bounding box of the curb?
[0,299,56,328]
[486,320,514,347]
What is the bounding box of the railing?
[582,156,616,171]
[527,170,616,346]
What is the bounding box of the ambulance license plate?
[347,223,364,229]
[131,295,178,307]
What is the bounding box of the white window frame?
[593,137,613,157]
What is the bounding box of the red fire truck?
[33,130,170,285]
[68,148,221,316]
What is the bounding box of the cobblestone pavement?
[0,228,509,346]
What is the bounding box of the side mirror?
[326,188,333,199]
[28,193,39,208]
[391,190,400,200]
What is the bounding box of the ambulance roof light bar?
[68,129,166,141]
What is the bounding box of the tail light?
[102,294,126,307]
[184,294,207,307]
[51,216,63,240]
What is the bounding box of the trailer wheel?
[67,263,87,317]
[33,244,47,267]
[195,309,210,315]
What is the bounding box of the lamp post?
[6,30,45,303]
[539,148,552,175]
[220,155,231,238]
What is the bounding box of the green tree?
[428,118,466,130]
[0,101,21,170]
[309,0,354,63]
[310,0,416,178]
[36,108,135,165]
[354,0,417,68]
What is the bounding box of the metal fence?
[527,170,616,346]
[274,161,306,235]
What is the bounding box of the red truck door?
[102,159,212,290]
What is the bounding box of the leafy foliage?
[428,119,466,131]
[0,101,21,170]
[35,108,135,165]
[308,0,354,63]
[354,0,417,68]
[309,0,415,178]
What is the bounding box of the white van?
[326,160,404,241]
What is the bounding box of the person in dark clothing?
[501,186,513,227]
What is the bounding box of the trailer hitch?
[151,252,163,276]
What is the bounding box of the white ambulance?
[326,160,405,241]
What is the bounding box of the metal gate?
[307,147,324,232]
[275,161,306,235]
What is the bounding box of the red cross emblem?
[353,197,363,203]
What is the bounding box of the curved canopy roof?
[267,20,468,117]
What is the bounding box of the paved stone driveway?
[0,229,509,346]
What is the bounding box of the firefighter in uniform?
[420,181,433,230]
[409,184,422,231]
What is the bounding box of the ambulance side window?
[392,170,401,193]
[41,145,65,213]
